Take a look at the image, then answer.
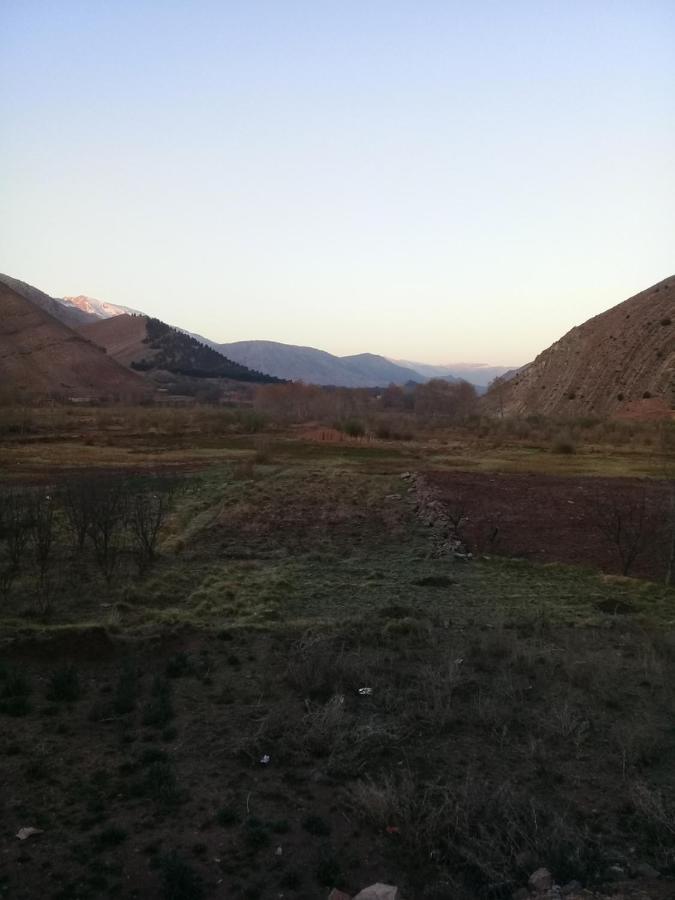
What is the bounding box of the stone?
[528,868,554,893]
[606,864,625,881]
[353,885,401,900]
[561,882,582,896]
[631,862,660,879]
[328,891,352,900]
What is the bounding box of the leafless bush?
[286,632,369,700]
[28,489,57,611]
[348,772,597,891]
[128,480,173,574]
[630,780,675,847]
[88,477,129,582]
[63,477,95,555]
[585,486,654,575]
[0,489,31,600]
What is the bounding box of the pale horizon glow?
[1,1,674,366]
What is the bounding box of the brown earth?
[486,276,675,419]
[79,313,154,367]
[424,470,671,581]
[0,282,151,400]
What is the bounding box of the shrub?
[114,662,140,715]
[166,652,192,678]
[1,669,31,716]
[551,435,575,455]
[340,419,365,438]
[47,663,82,703]
[216,806,241,827]
[159,851,205,900]
[302,814,331,836]
[143,676,174,727]
[138,760,183,807]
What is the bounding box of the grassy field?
[1,410,674,900]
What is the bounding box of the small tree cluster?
[0,475,176,611]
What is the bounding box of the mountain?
[393,359,515,387]
[484,276,675,419]
[215,340,426,387]
[0,280,150,400]
[0,273,98,328]
[79,315,281,385]
[61,294,140,320]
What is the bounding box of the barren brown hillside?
[0,282,150,399]
[488,275,675,418]
[79,313,154,367]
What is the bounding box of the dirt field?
[1,412,675,899]
[425,470,672,581]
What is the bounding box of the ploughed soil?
[425,470,672,581]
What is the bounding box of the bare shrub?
[88,477,129,582]
[348,772,597,891]
[286,632,368,700]
[585,486,654,575]
[28,489,57,612]
[128,479,173,574]
[0,489,31,600]
[63,476,95,555]
[630,780,675,847]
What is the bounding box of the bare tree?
[0,490,31,600]
[88,477,128,582]
[128,481,173,574]
[586,486,652,576]
[29,489,57,611]
[63,476,95,556]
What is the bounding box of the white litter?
[358,687,373,696]
[16,827,43,841]
[260,754,271,765]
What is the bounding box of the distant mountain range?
[0,274,281,398]
[0,273,517,390]
[392,360,514,387]
[206,340,426,388]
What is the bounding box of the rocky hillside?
[486,276,674,418]
[80,315,281,384]
[0,281,150,400]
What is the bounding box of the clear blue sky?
[2,1,673,364]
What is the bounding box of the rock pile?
[401,471,470,559]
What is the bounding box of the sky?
[1,1,674,366]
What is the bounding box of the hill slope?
[0,281,150,399]
[80,316,281,384]
[0,273,98,328]
[216,340,426,387]
[486,276,675,418]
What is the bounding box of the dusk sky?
[2,1,674,365]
